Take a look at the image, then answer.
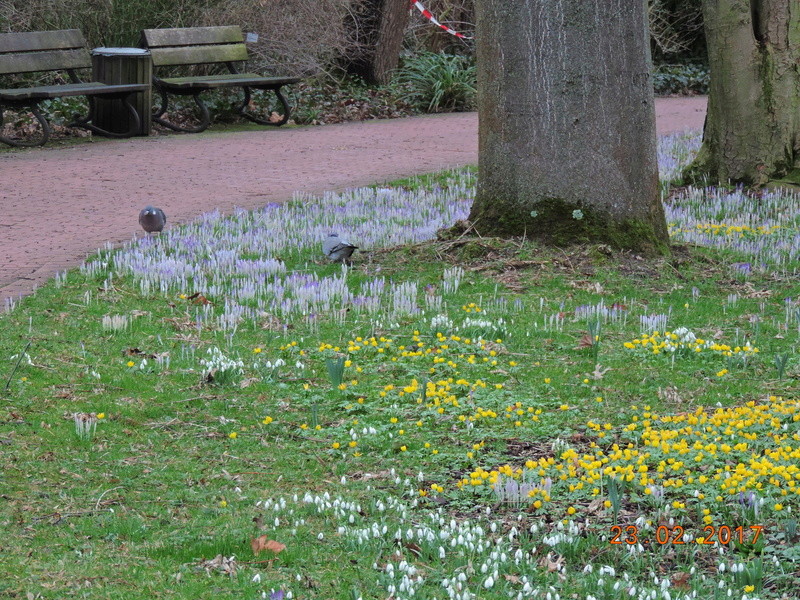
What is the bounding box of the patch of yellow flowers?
[462,397,800,511]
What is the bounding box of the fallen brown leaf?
[250,535,286,555]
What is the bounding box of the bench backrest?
[0,29,91,75]
[141,26,249,67]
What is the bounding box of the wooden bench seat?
[140,26,301,133]
[0,81,146,101]
[0,29,149,147]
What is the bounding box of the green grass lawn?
[1,138,799,600]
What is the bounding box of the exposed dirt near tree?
[0,96,706,308]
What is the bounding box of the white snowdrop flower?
[718,562,725,573]
[480,563,488,574]
[252,574,261,583]
[583,564,594,574]
[458,572,467,582]
[340,476,347,484]
[614,582,621,591]
[484,576,494,589]
[418,472,425,481]
[274,517,280,527]
[439,546,446,559]
[599,566,616,577]
[662,591,671,600]
[490,522,497,533]
[629,587,636,596]
[317,532,324,540]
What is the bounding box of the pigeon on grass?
[139,206,167,233]
[323,233,358,264]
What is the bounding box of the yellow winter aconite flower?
[228,432,237,439]
[126,361,135,367]
[96,413,105,420]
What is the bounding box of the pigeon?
[322,233,358,264]
[139,205,167,233]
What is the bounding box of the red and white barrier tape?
[411,0,473,40]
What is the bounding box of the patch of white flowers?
[199,346,244,384]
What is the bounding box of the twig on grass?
[95,486,125,510]
[4,340,32,393]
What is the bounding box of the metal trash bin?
[91,47,152,136]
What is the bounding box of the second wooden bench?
[140,26,301,133]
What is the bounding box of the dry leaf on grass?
[671,571,691,589]
[251,535,286,556]
[197,554,237,576]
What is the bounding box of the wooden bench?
[140,26,302,133]
[0,29,149,147]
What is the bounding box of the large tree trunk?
[686,0,800,186]
[346,0,410,85]
[469,0,669,255]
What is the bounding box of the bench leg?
[0,103,51,147]
[152,88,211,134]
[238,85,292,127]
[69,94,143,138]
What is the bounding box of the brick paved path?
[0,97,706,308]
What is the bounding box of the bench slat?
[142,26,243,48]
[0,29,85,54]
[158,73,301,90]
[0,81,148,101]
[148,43,249,67]
[0,48,90,75]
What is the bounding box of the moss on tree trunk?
[684,0,800,186]
[470,0,669,255]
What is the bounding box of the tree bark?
[346,0,410,85]
[686,0,800,186]
[469,0,669,254]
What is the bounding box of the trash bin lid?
[92,47,150,56]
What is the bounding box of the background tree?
[686,1,800,186]
[468,0,670,254]
[345,0,409,84]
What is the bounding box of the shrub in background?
[394,51,476,113]
[0,0,364,77]
[652,63,709,95]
